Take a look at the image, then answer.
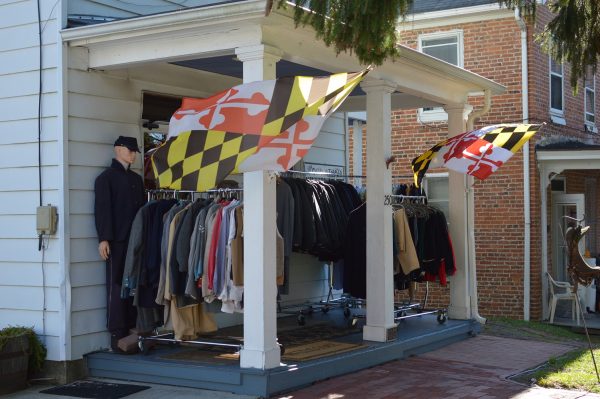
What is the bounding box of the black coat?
[94,159,145,243]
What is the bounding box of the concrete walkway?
[5,335,600,399]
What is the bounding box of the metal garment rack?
[387,194,447,325]
[138,188,246,355]
[277,171,365,325]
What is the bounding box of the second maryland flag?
[152,69,369,191]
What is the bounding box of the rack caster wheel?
[307,306,314,315]
[347,317,358,328]
[138,340,149,355]
[343,307,351,318]
[297,314,306,326]
[437,311,447,324]
[321,305,330,314]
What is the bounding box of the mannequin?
[94,136,145,350]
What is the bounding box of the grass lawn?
[484,317,600,393]
[531,348,600,393]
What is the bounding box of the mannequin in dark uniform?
[94,136,145,350]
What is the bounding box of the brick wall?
[348,5,600,320]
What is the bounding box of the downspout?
[515,8,531,321]
[466,89,492,325]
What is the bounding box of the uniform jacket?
[94,158,145,243]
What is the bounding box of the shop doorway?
[552,193,585,281]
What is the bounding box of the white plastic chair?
[547,272,581,325]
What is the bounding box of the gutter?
[515,9,531,321]
[466,89,492,325]
[61,0,266,44]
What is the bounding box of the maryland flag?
[411,124,542,187]
[151,69,369,191]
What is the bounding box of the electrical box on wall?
[36,205,57,235]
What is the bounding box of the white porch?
[59,0,504,376]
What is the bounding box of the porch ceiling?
[61,0,505,111]
[537,148,600,176]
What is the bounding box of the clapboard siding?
[0,238,59,262]
[69,70,138,100]
[0,190,59,215]
[0,141,59,168]
[69,140,131,167]
[69,190,94,214]
[0,261,60,287]
[0,45,57,76]
[0,68,58,98]
[68,117,140,144]
[72,285,106,312]
[65,66,143,356]
[0,0,60,360]
[0,117,58,144]
[68,93,141,124]
[71,332,108,359]
[0,20,57,53]
[0,215,38,238]
[0,309,61,336]
[71,308,107,336]
[0,93,58,121]
[0,0,58,29]
[0,166,59,191]
[70,214,97,239]
[70,261,105,287]
[279,253,331,306]
[70,238,104,263]
[304,113,346,167]
[303,146,346,167]
[0,286,61,311]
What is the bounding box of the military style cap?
[114,136,140,152]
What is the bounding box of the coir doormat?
[40,380,150,399]
[160,348,240,364]
[282,340,365,362]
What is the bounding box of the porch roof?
[61,0,505,112]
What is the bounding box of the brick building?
[349,0,600,321]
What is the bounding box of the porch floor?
[86,306,479,397]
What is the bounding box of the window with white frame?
[417,31,463,123]
[423,173,449,221]
[585,67,596,131]
[549,56,564,122]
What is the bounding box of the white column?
[445,104,471,320]
[361,79,396,342]
[540,167,549,320]
[235,45,281,369]
[352,119,363,186]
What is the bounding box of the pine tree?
[275,0,598,91]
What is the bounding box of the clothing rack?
[384,194,427,206]
[136,191,247,356]
[277,261,356,326]
[280,170,366,180]
[390,195,447,324]
[137,332,243,355]
[146,188,243,201]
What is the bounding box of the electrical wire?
[36,0,46,345]
[37,0,43,210]
[41,0,60,34]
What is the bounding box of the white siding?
[303,113,347,170]
[0,0,62,362]
[64,62,222,358]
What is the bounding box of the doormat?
[159,348,240,365]
[282,340,365,362]
[40,380,150,399]
[277,322,362,347]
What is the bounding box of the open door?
[552,193,585,281]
